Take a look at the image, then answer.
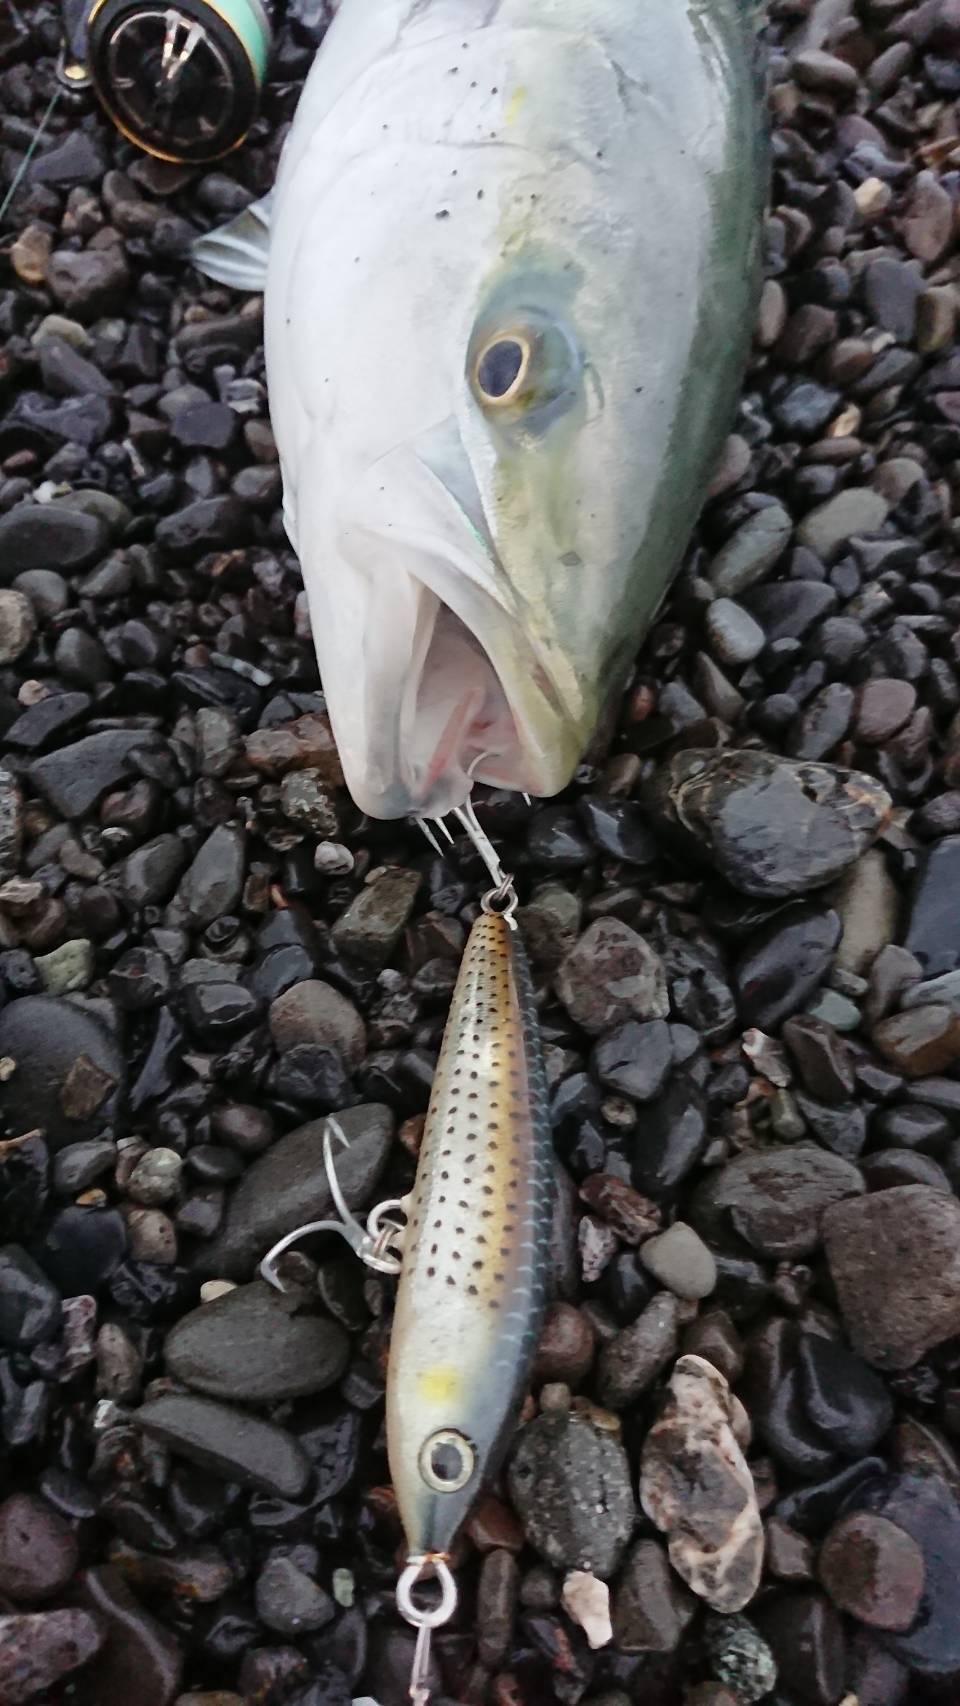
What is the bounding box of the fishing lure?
[262,802,555,1704]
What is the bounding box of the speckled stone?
[640,1356,763,1613]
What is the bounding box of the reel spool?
[65,0,274,164]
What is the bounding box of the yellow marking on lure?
[505,85,527,125]
[417,1367,463,1405]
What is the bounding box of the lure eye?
[419,1429,477,1493]
[475,337,529,405]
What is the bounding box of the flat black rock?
[29,730,160,820]
[629,1077,709,1197]
[0,505,110,581]
[195,1104,393,1280]
[735,907,842,1031]
[165,1280,349,1402]
[645,749,890,901]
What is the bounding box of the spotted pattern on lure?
[387,909,554,1559]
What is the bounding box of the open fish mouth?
[342,571,574,821]
[314,434,583,822]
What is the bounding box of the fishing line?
[0,84,63,229]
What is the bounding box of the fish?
[192,0,767,821]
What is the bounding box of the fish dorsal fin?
[190,190,274,292]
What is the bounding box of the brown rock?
[535,1302,595,1386]
[0,1493,78,1602]
[872,1005,960,1078]
[823,1185,960,1370]
[611,1539,697,1652]
[477,1550,519,1668]
[639,1355,764,1613]
[681,1309,745,1387]
[555,920,668,1035]
[578,1174,661,1244]
[819,1512,924,1632]
[917,286,957,355]
[0,1609,103,1703]
[243,714,343,783]
[901,170,954,263]
[598,1294,681,1410]
[792,48,860,95]
[10,225,52,287]
[766,1518,815,1583]
[464,1494,525,1554]
[854,679,917,746]
[78,1565,183,1706]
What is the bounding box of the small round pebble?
[639,1222,717,1300]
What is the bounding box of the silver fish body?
[386,908,554,1557]
[196,0,767,821]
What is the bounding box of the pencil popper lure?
[261,799,555,1704]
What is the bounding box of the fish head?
[289,241,656,824]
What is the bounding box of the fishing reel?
[57,0,275,163]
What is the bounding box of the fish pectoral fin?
[190,190,274,292]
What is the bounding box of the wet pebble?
[648,749,890,900]
[136,1392,311,1498]
[0,1493,78,1602]
[0,1245,62,1347]
[639,1222,716,1300]
[903,835,960,978]
[838,1471,960,1675]
[818,1512,924,1632]
[29,730,159,820]
[873,1005,960,1078]
[165,1280,349,1402]
[705,598,765,666]
[508,1409,634,1577]
[330,869,421,965]
[598,1293,681,1408]
[641,1356,762,1612]
[824,1185,960,1370]
[269,980,365,1066]
[796,1333,893,1455]
[591,1019,672,1102]
[556,920,668,1035]
[255,1556,335,1636]
[0,1608,103,1704]
[78,1564,183,1706]
[752,1591,846,1706]
[691,1146,863,1259]
[630,1077,709,1197]
[735,906,842,1031]
[198,1105,392,1280]
[708,505,792,597]
[611,1540,697,1653]
[702,1614,777,1704]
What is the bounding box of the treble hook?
[413,760,521,926]
[260,1119,409,1286]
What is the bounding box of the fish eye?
[419,1428,477,1493]
[469,311,581,422]
[475,336,529,404]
